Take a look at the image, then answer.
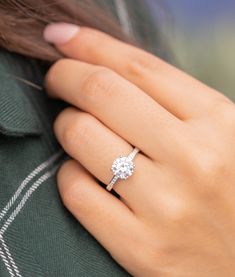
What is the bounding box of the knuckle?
[62,112,95,147]
[57,160,88,212]
[81,67,117,103]
[62,120,77,147]
[198,152,225,178]
[166,203,191,225]
[191,150,226,196]
[54,108,78,147]
[125,50,160,79]
[216,100,235,127]
[54,107,95,148]
[57,159,74,188]
[158,192,193,225]
[53,107,75,133]
[45,58,73,91]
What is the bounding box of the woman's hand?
[44,23,235,276]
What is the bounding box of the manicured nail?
[43,23,80,45]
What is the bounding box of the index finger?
[43,23,231,120]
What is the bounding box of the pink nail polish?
[43,22,80,45]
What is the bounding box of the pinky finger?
[57,159,143,271]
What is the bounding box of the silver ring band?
[106,147,140,191]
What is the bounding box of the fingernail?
[43,22,80,45]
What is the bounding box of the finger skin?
[57,159,147,276]
[43,24,235,277]
[54,107,158,213]
[46,58,187,161]
[55,26,231,119]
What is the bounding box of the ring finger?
[54,107,158,213]
[46,59,187,161]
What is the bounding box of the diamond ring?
[106,147,140,191]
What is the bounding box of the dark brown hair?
[0,0,161,62]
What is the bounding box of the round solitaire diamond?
[111,156,135,180]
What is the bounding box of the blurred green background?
[148,0,235,101]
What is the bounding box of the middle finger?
[46,59,186,161]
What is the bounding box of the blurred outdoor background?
[147,0,235,101]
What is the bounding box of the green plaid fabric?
[0,1,160,276]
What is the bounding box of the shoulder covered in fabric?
[0,50,43,136]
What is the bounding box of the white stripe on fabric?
[0,164,60,236]
[114,0,134,38]
[0,243,15,277]
[0,150,63,222]
[0,163,61,277]
[0,236,21,277]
